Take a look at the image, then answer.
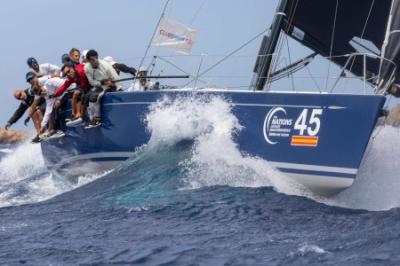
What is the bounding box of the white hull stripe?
[268,161,358,175]
[51,152,133,170]
[49,152,357,177]
[286,173,354,195]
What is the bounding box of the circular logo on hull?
[263,107,293,145]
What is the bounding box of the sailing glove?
[24,117,30,126]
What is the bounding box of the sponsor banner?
[152,16,197,54]
[263,107,323,147]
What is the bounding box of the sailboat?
[41,0,400,196]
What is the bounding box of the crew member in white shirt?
[128,67,156,92]
[31,77,66,138]
[84,49,122,128]
[27,57,61,78]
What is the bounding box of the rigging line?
[325,0,339,91]
[147,56,158,75]
[272,33,285,73]
[193,55,205,90]
[156,56,209,85]
[138,0,171,71]
[182,27,270,87]
[157,56,191,75]
[286,0,300,31]
[189,0,207,26]
[266,33,285,90]
[347,0,376,76]
[285,35,296,91]
[305,64,322,92]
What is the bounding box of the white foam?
[298,244,327,255]
[325,126,400,211]
[0,148,12,154]
[0,173,68,208]
[146,97,400,211]
[146,96,310,196]
[0,142,109,208]
[0,141,45,185]
[145,96,232,146]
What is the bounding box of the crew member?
[5,88,45,143]
[31,77,66,139]
[84,49,122,128]
[53,61,92,126]
[128,67,158,91]
[389,84,400,97]
[27,57,61,77]
[69,48,81,65]
[61,53,72,66]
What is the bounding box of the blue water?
[1,102,400,265]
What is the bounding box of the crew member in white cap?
[128,67,157,92]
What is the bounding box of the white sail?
[151,16,197,54]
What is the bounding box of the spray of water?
[1,96,399,211]
[0,141,107,208]
[0,141,45,185]
[326,126,400,211]
[146,96,400,211]
[146,95,309,196]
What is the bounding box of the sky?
[0,0,283,130]
[0,0,393,130]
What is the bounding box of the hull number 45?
[294,109,323,136]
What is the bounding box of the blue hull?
[41,91,385,195]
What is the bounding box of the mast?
[255,0,290,91]
[377,0,396,91]
[138,0,171,70]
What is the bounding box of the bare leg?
[48,113,55,132]
[77,101,82,118]
[54,100,62,109]
[30,107,43,134]
[72,90,81,117]
[79,101,86,119]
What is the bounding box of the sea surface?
[1,98,400,265]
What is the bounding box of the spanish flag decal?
[291,135,319,147]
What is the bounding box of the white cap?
[138,66,148,72]
[103,56,117,66]
[81,49,89,61]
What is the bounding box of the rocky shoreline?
[0,128,30,144]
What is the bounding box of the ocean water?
[1,98,400,265]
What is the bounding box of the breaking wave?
[0,142,106,208]
[145,96,308,196]
[0,96,399,212]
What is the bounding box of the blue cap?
[26,71,36,83]
[61,53,71,64]
[27,57,38,68]
[66,61,75,68]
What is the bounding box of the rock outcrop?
[385,104,400,126]
[0,128,30,144]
